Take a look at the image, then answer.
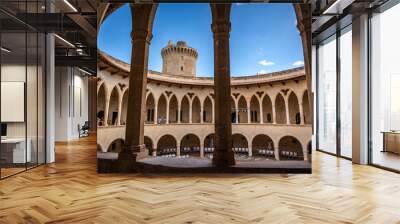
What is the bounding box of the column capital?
[211,22,231,34]
[131,30,153,44]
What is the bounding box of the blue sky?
[98,3,304,77]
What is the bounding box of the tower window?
[181,66,183,71]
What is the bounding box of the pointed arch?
[97,83,106,126]
[169,95,178,123]
[203,96,213,123]
[192,96,201,123]
[231,96,237,123]
[275,93,286,124]
[120,89,129,125]
[108,86,119,126]
[288,91,300,124]
[157,94,167,124]
[262,94,273,123]
[181,95,190,123]
[146,92,155,123]
[302,90,311,124]
[250,95,260,123]
[238,96,247,123]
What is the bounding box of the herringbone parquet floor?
[1,136,400,224]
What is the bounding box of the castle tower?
[161,40,198,77]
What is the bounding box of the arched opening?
[204,133,215,159]
[203,96,213,123]
[288,92,300,124]
[157,94,167,124]
[262,94,273,123]
[157,135,177,157]
[107,138,125,153]
[147,3,212,123]
[180,134,201,157]
[120,90,128,125]
[250,95,260,123]
[146,93,155,123]
[278,136,303,160]
[307,141,312,162]
[232,133,248,157]
[97,144,103,152]
[108,86,119,126]
[238,96,248,123]
[169,95,178,123]
[275,93,286,124]
[144,136,154,156]
[252,134,275,159]
[302,90,311,124]
[181,96,190,123]
[231,97,237,123]
[97,83,106,126]
[192,96,201,123]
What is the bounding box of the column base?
[212,150,235,167]
[117,144,148,173]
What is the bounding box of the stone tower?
[161,40,198,77]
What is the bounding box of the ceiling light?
[78,67,93,76]
[1,47,11,53]
[322,0,355,15]
[54,34,75,48]
[63,0,78,12]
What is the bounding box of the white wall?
[55,67,89,141]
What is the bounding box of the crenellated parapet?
[161,41,198,77]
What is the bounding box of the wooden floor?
[1,136,400,224]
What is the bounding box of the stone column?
[259,98,264,124]
[152,150,157,157]
[275,147,280,160]
[211,3,235,167]
[166,98,170,124]
[272,102,277,124]
[154,102,158,124]
[247,104,251,124]
[177,101,181,123]
[200,143,204,158]
[117,95,123,126]
[189,100,193,123]
[104,98,110,127]
[248,144,252,157]
[285,99,290,125]
[200,106,204,123]
[235,102,239,124]
[176,143,181,157]
[299,100,304,125]
[212,102,215,123]
[119,4,157,172]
